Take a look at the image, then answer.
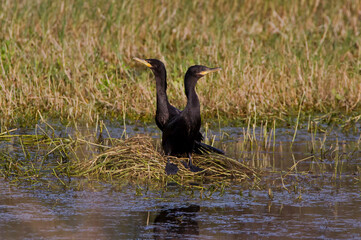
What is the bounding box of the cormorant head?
[133,57,165,75]
[185,65,222,80]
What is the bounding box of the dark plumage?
[133,58,180,131]
[162,65,222,173]
[133,58,224,155]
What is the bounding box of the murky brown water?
[1,122,361,239]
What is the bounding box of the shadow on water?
[1,121,361,239]
[152,204,200,239]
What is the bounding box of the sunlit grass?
[0,0,360,127]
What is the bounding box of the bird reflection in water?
[153,204,200,239]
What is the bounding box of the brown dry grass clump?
[75,135,258,184]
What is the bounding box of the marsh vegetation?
[1,119,361,238]
[1,0,361,238]
[0,0,360,127]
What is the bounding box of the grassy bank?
[0,0,360,127]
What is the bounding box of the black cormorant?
[133,58,180,131]
[162,65,222,173]
[133,58,224,156]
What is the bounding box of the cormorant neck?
[154,68,167,92]
[184,74,200,109]
[154,69,170,116]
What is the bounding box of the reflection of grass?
[1,0,361,127]
[217,116,361,197]
[0,130,73,188]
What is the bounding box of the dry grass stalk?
[75,135,258,183]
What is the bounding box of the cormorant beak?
[199,67,222,76]
[133,57,152,68]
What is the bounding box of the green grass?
[0,0,361,127]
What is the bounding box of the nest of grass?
[74,135,260,184]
